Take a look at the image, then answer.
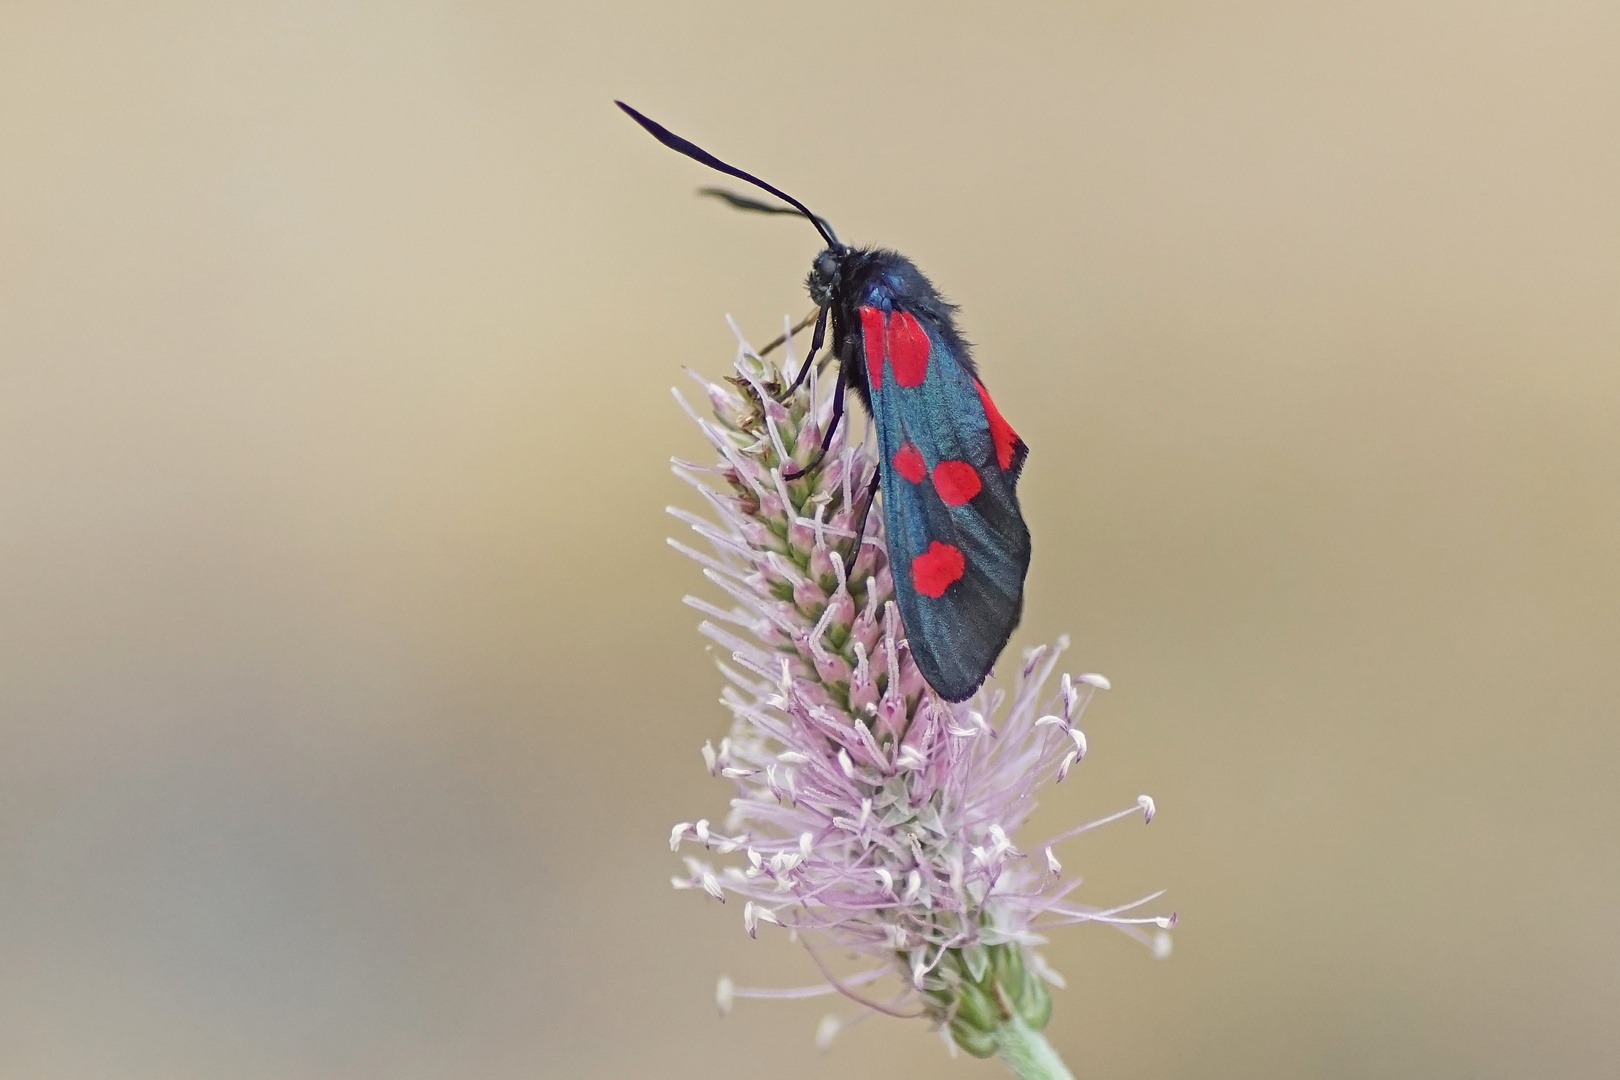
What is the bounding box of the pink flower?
[668,317,1172,1061]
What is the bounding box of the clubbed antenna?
[616,101,842,251]
[699,187,837,240]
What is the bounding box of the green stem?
[994,1014,1075,1080]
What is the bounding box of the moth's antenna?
[699,187,836,240]
[616,101,842,251]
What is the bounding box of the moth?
[619,102,1031,703]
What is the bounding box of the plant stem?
[994,1014,1075,1080]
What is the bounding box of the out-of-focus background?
[3,2,1617,1077]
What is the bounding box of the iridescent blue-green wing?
[859,305,1030,702]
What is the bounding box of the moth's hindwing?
[860,306,1031,702]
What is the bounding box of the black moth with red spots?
[618,103,1032,702]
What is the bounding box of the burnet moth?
[619,102,1031,703]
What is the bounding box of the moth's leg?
[782,366,845,481]
[782,305,829,395]
[757,308,821,358]
[845,467,883,570]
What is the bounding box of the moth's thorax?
[806,247,938,311]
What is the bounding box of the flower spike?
[666,323,1173,1064]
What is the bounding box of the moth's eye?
[815,252,839,280]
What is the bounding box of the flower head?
[668,317,1172,1060]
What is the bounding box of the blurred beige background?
[3,2,1617,1077]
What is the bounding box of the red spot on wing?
[893,442,927,483]
[887,311,930,387]
[974,379,1020,470]
[912,541,965,598]
[932,460,982,505]
[860,307,886,387]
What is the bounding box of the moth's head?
[806,247,844,306]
